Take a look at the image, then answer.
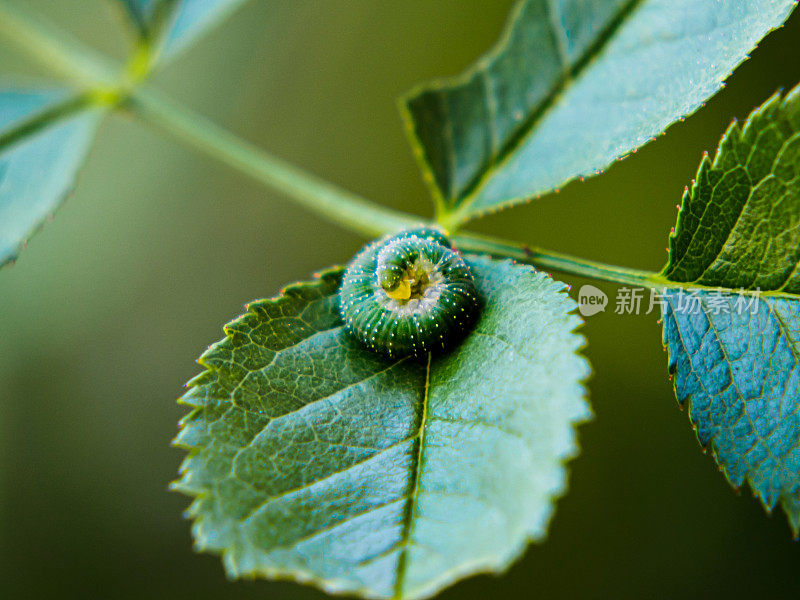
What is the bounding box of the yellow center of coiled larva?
[384,278,412,300]
[381,263,434,302]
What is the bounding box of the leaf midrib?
[394,352,432,600]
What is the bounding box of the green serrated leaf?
[115,0,248,63]
[0,88,103,268]
[174,257,590,599]
[660,85,800,535]
[664,84,800,293]
[402,0,797,226]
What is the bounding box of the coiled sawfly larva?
[339,227,480,358]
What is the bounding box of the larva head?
[339,227,480,359]
[376,237,432,301]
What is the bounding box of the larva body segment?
[339,227,480,358]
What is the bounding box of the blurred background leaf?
[0,88,103,267]
[1,1,800,599]
[114,0,249,64]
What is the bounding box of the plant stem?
[456,233,797,296]
[0,0,117,86]
[454,232,667,288]
[126,89,420,237]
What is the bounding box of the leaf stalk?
[453,232,664,287]
[125,88,422,237]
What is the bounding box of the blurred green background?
[2,1,800,598]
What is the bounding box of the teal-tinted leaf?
[402,0,797,225]
[115,0,249,63]
[0,88,103,268]
[174,257,590,599]
[662,290,800,535]
[660,86,800,535]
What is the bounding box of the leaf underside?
[662,290,800,535]
[115,0,249,63]
[174,257,590,599]
[402,0,797,223]
[0,88,102,268]
[661,85,800,535]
